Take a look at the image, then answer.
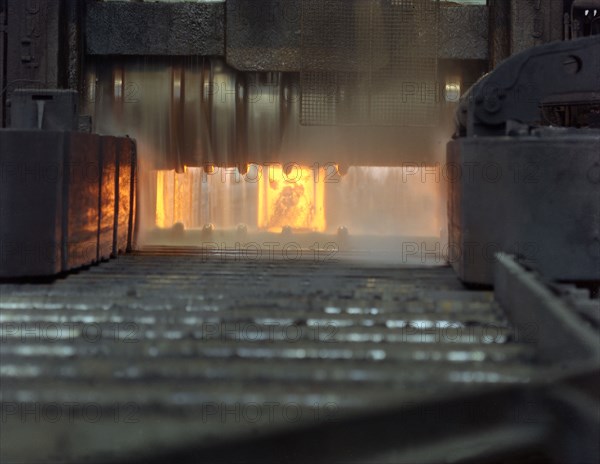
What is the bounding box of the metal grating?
[300,0,440,126]
[1,248,537,462]
[1,248,534,393]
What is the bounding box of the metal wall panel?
[5,0,61,93]
[0,0,6,126]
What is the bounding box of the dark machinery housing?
[0,1,599,463]
[450,35,600,284]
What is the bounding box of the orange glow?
[258,164,326,233]
[155,170,167,228]
[155,168,199,229]
[154,164,327,232]
[150,164,444,239]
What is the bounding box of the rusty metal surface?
[84,0,493,71]
[85,1,225,57]
[65,132,101,271]
[115,138,135,255]
[226,2,491,71]
[0,249,540,462]
[226,0,301,72]
[99,136,117,261]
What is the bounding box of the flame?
[258,164,326,233]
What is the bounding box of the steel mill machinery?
[1,1,599,463]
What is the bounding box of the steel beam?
[494,253,600,364]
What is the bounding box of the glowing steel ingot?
[258,164,326,233]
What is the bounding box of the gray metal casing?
[9,89,79,131]
[448,130,600,285]
[0,131,67,276]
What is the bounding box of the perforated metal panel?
[300,0,440,126]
